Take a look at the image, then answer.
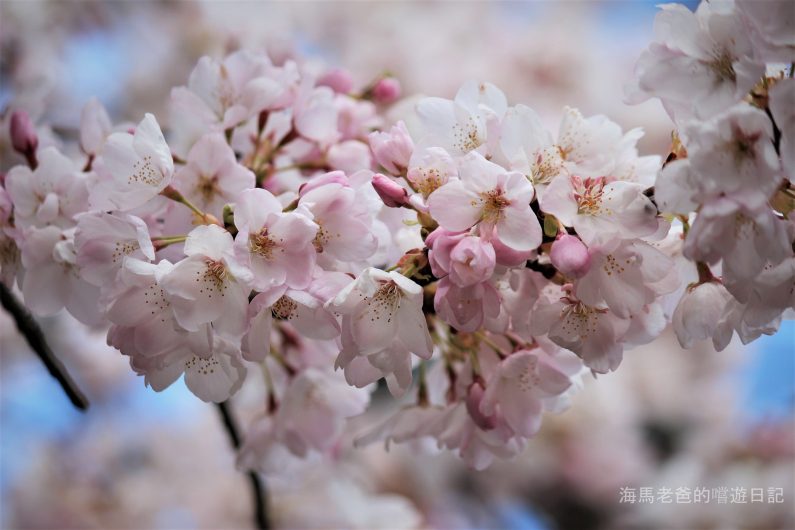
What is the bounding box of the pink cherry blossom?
[736,0,795,63]
[672,281,734,349]
[427,228,495,287]
[297,175,377,262]
[104,258,211,360]
[369,121,413,175]
[532,290,630,373]
[172,51,293,133]
[428,151,541,251]
[575,240,675,318]
[242,284,339,362]
[331,268,431,359]
[74,211,155,286]
[18,226,101,325]
[415,80,506,157]
[371,77,401,104]
[233,188,317,291]
[275,368,370,457]
[406,146,456,200]
[626,1,764,120]
[499,104,563,187]
[161,224,251,339]
[5,147,88,229]
[90,113,174,211]
[684,193,791,281]
[330,268,432,396]
[434,277,501,332]
[539,175,658,245]
[480,349,573,437]
[172,133,255,218]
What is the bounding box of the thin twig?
[0,283,89,411]
[215,400,270,530]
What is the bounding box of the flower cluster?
[627,0,795,351]
[1,0,792,472]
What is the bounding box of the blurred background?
[1,1,793,529]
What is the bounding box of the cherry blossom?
[532,289,630,373]
[683,193,791,281]
[406,146,457,201]
[296,173,378,263]
[330,268,432,396]
[74,211,155,286]
[480,348,573,437]
[736,0,795,63]
[274,368,370,457]
[672,281,733,349]
[575,240,675,319]
[4,16,794,476]
[428,151,541,251]
[539,175,658,245]
[369,121,413,176]
[161,224,251,339]
[5,147,88,229]
[415,80,506,157]
[18,226,101,325]
[626,1,764,121]
[172,133,255,218]
[90,113,174,211]
[233,188,317,291]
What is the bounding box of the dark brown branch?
[0,283,89,411]
[215,400,270,530]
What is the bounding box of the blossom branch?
[215,400,270,530]
[0,283,89,411]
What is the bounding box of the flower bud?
[372,77,401,104]
[10,110,38,156]
[369,121,413,175]
[672,281,732,349]
[317,68,354,94]
[550,234,591,278]
[372,174,409,208]
[466,381,497,431]
[449,236,496,286]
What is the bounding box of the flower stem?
[151,235,188,251]
[215,400,270,530]
[0,283,89,411]
[160,186,221,226]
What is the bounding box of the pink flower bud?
[317,68,354,94]
[449,236,496,286]
[10,110,38,155]
[368,121,413,175]
[372,77,401,104]
[466,381,497,431]
[550,234,591,278]
[372,173,409,208]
